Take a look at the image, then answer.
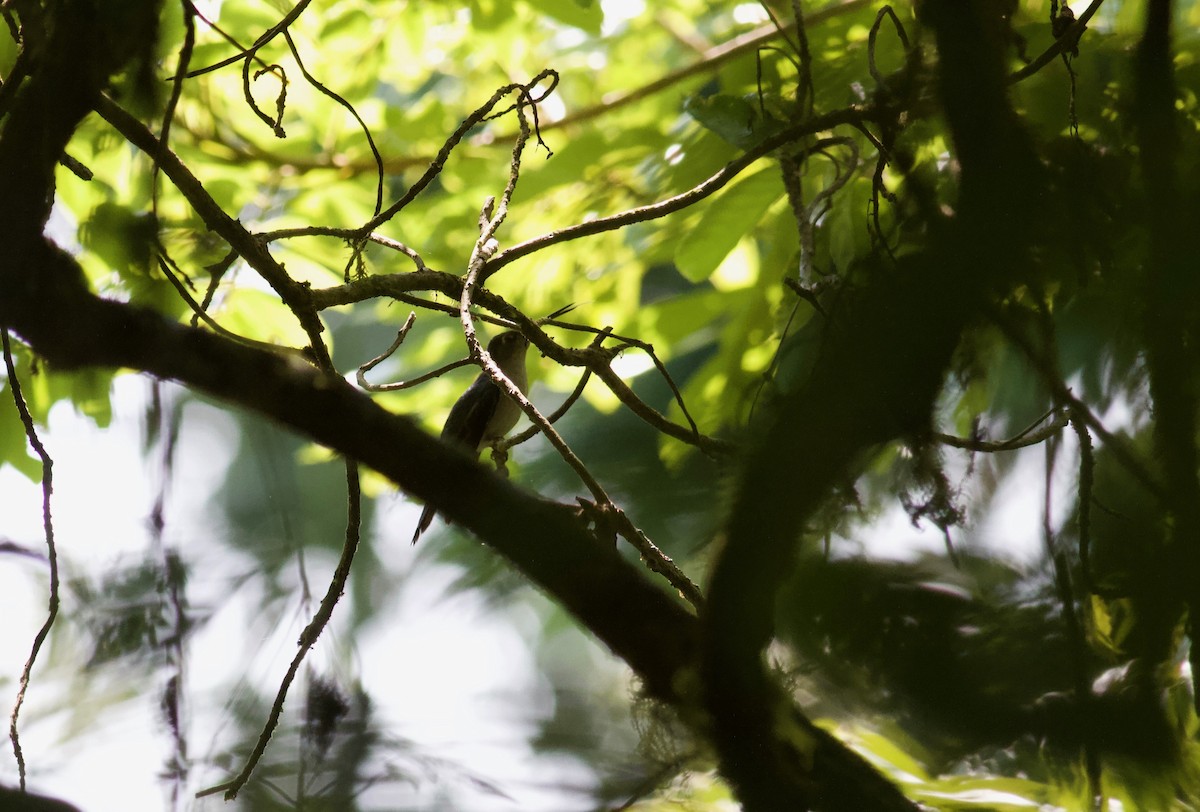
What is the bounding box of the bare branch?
[3,330,57,791]
[156,255,308,358]
[524,0,872,135]
[484,105,871,278]
[1009,0,1105,84]
[936,408,1069,452]
[356,312,478,393]
[359,70,559,235]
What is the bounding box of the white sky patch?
[601,0,646,36]
[192,0,223,25]
[733,3,771,25]
[537,88,567,123]
[609,348,656,380]
[0,378,227,811]
[0,375,589,810]
[860,502,949,561]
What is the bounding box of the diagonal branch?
[484,105,871,278]
[520,0,871,135]
[1009,0,1106,84]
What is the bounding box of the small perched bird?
[411,330,530,544]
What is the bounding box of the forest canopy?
[3,0,1200,810]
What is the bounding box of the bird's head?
[486,330,529,367]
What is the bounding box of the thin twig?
[359,70,558,236]
[197,456,362,801]
[155,0,194,214]
[484,104,871,278]
[607,338,701,441]
[1070,406,1095,591]
[356,313,475,392]
[3,329,57,791]
[182,0,315,79]
[759,2,801,61]
[797,137,858,281]
[789,0,814,115]
[935,408,1069,452]
[989,306,1166,503]
[259,228,431,272]
[501,328,612,448]
[282,28,384,216]
[157,255,307,357]
[181,0,274,78]
[868,6,910,87]
[59,152,92,181]
[456,106,703,610]
[502,368,592,447]
[243,60,287,137]
[1009,0,1105,84]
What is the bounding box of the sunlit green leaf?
[675,167,782,282]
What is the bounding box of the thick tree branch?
[85,105,737,457]
[0,5,935,804]
[1132,0,1200,714]
[6,264,702,700]
[699,0,1046,808]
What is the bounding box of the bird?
[411,330,530,544]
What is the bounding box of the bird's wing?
[441,374,501,452]
[412,375,500,544]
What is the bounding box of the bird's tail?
[412,503,436,544]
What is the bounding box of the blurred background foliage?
[4,0,1200,809]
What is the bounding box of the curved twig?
[157,255,307,358]
[502,367,593,448]
[358,70,559,235]
[282,28,384,216]
[3,330,57,792]
[484,104,871,278]
[182,0,314,79]
[356,313,476,392]
[1009,0,1105,84]
[935,408,1069,452]
[797,136,859,281]
[868,5,910,87]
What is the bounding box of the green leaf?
[675,167,783,282]
[78,202,157,276]
[0,384,41,481]
[684,93,787,150]
[521,0,602,33]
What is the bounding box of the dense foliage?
[3,0,1200,810]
